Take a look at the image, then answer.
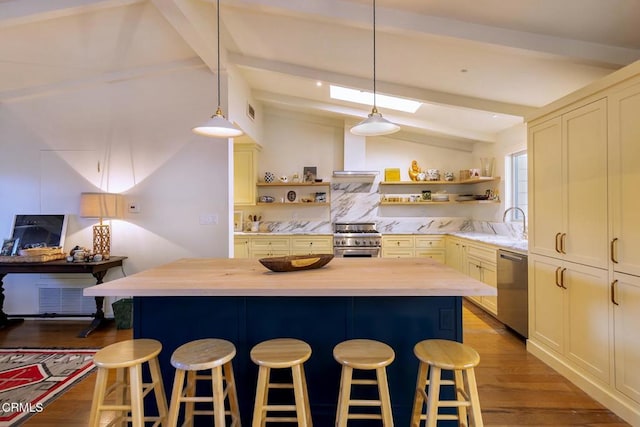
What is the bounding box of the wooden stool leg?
[89,368,109,427]
[300,364,313,426]
[464,368,483,427]
[376,367,394,426]
[454,369,468,426]
[113,368,128,427]
[129,364,145,427]
[410,361,429,427]
[253,366,270,427]
[167,369,186,427]
[425,366,441,427]
[223,361,241,426]
[211,365,226,427]
[292,364,312,426]
[336,365,353,427]
[148,356,168,423]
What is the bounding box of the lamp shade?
[192,110,243,138]
[79,193,124,219]
[350,109,401,136]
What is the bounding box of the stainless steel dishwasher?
[497,250,528,338]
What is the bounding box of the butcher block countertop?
[84,257,496,298]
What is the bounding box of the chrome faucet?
[503,207,527,240]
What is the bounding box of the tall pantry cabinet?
[527,61,640,426]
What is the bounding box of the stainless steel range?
[333,222,381,257]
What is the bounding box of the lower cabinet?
[529,254,611,384]
[381,235,445,262]
[464,242,498,316]
[613,272,640,404]
[234,235,333,258]
[445,236,468,273]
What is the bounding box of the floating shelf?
[256,202,329,206]
[257,182,330,187]
[379,200,500,206]
[380,177,500,185]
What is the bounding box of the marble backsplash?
[256,182,524,238]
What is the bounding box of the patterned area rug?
[0,348,97,426]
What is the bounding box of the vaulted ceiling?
[2,0,639,146]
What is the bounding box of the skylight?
[329,85,421,113]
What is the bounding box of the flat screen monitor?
[10,214,68,250]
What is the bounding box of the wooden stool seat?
[333,339,395,426]
[250,338,312,426]
[89,338,168,427]
[410,339,483,427]
[167,339,240,427]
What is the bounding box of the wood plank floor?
[2,301,629,426]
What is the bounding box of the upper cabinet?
[234,139,261,206]
[609,81,640,277]
[528,98,608,268]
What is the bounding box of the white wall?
[0,66,232,315]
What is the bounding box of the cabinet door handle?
[611,280,620,306]
[555,267,562,288]
[560,268,567,289]
[555,232,562,253]
[560,233,567,254]
[611,238,619,264]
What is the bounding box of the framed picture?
[303,166,317,182]
[1,238,19,256]
[233,211,244,232]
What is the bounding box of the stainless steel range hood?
[332,128,379,178]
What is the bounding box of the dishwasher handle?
[499,251,527,263]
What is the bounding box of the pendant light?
[192,0,243,138]
[350,0,400,136]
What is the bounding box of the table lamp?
[79,192,124,259]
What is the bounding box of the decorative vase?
[264,172,275,183]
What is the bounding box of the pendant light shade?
[350,0,399,137]
[192,0,243,138]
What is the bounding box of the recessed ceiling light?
[316,81,323,87]
[330,85,421,113]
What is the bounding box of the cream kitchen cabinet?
[234,236,250,258]
[250,236,290,258]
[414,236,445,263]
[381,235,414,258]
[465,242,498,316]
[609,81,640,277]
[529,254,611,385]
[381,235,445,261]
[234,140,261,206]
[445,236,468,273]
[290,236,333,255]
[528,98,608,269]
[612,272,640,404]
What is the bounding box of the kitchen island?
[84,257,495,426]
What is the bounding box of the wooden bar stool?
[410,339,483,427]
[333,339,395,426]
[89,338,168,427]
[167,338,241,427]
[250,338,313,426]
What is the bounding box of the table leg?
[0,273,24,329]
[77,271,109,337]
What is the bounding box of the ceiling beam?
[224,0,640,67]
[0,0,144,29]
[230,52,534,118]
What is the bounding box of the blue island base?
[133,295,463,426]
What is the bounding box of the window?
[507,150,528,222]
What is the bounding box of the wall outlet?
[128,202,140,213]
[199,213,219,225]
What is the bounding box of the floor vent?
[39,288,95,315]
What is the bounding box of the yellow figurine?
[409,160,421,181]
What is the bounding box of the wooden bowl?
[259,254,334,272]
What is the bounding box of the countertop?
[84,257,496,298]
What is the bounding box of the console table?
[0,256,127,337]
